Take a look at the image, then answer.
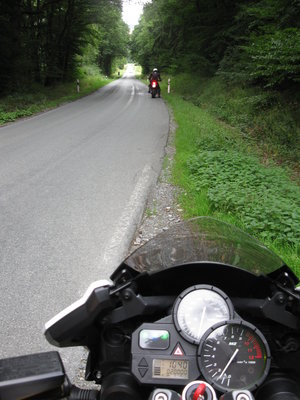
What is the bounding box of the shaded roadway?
[0,65,169,376]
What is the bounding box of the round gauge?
[173,285,234,344]
[198,320,271,392]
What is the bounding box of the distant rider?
[148,68,161,95]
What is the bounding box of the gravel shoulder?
[129,107,183,254]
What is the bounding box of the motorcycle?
[150,79,160,98]
[1,217,300,400]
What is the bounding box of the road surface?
[0,64,169,376]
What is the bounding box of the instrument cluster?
[131,284,271,394]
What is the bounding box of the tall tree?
[0,0,24,91]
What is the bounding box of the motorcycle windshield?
[125,217,285,276]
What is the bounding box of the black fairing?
[43,218,300,399]
[119,262,272,298]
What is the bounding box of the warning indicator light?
[173,343,185,356]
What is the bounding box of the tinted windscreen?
[125,217,284,275]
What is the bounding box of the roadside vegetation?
[169,75,300,176]
[0,72,111,125]
[0,58,129,125]
[156,77,300,276]
[132,0,300,275]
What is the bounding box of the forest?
[0,0,129,92]
[131,0,300,90]
[1,0,298,93]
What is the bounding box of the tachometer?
[173,285,234,344]
[198,320,271,392]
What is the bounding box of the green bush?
[241,28,300,88]
[188,150,300,246]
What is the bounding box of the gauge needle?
[218,348,239,379]
[197,306,206,338]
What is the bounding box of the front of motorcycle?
[1,217,300,400]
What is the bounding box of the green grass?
[145,201,157,217]
[167,73,300,178]
[160,76,300,277]
[0,74,111,125]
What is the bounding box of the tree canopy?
[131,0,300,89]
[0,0,129,92]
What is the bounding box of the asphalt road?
[0,64,169,376]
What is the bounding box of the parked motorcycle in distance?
[1,217,300,400]
[150,79,160,98]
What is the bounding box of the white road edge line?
[102,163,153,270]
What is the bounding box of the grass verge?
[0,74,112,125]
[160,76,300,277]
[168,74,300,180]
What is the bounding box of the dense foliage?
[188,150,300,246]
[131,0,300,89]
[165,73,300,166]
[0,0,129,92]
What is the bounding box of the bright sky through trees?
[122,0,150,31]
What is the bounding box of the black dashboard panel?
[131,320,200,386]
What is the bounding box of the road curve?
[0,65,169,375]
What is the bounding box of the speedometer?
[173,285,234,344]
[198,320,271,392]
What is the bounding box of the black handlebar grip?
[69,386,100,400]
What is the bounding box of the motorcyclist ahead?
[148,68,161,95]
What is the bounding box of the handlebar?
[0,351,99,400]
[67,386,99,400]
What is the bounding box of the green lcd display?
[153,359,189,379]
[139,329,170,350]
